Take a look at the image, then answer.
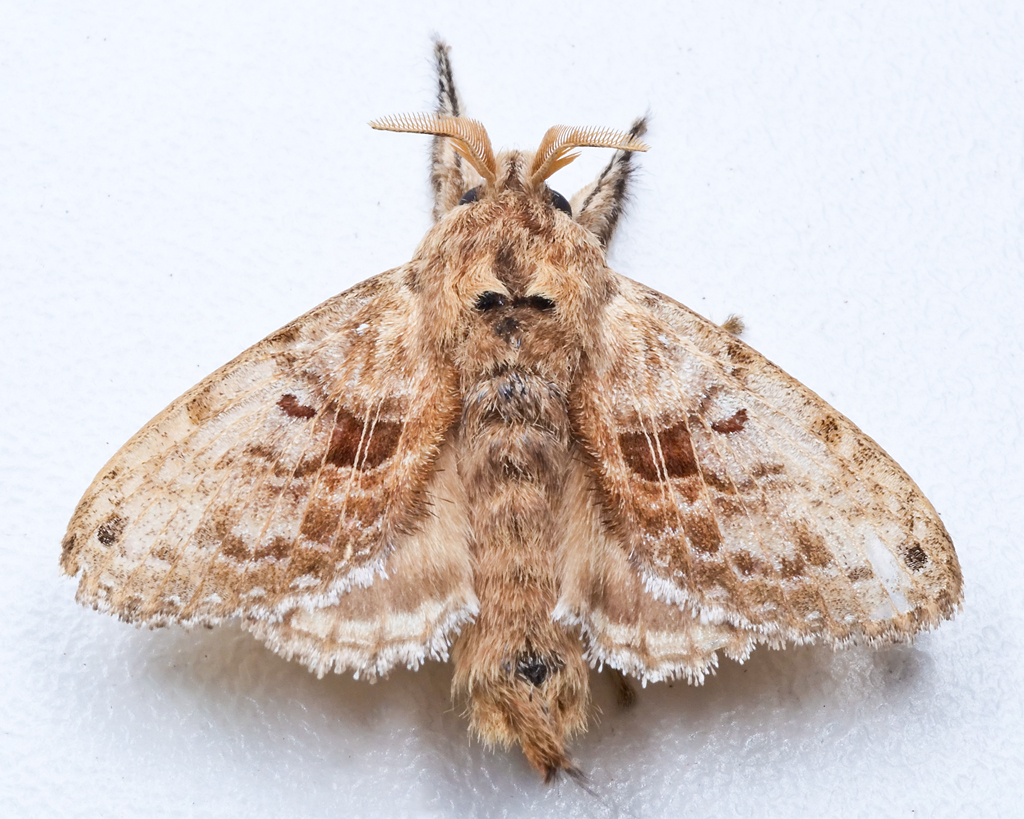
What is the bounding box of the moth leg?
[430,38,477,221]
[721,313,745,336]
[607,668,636,708]
[570,115,648,248]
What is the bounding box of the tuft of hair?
[721,314,745,336]
[431,37,461,118]
[428,38,471,220]
[572,115,649,248]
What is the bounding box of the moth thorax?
[458,366,571,510]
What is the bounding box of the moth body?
[61,40,962,782]
[429,180,599,777]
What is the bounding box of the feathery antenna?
[530,125,649,183]
[370,114,496,184]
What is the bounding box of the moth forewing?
[61,38,961,783]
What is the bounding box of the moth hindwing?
[62,38,962,782]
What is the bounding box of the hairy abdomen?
[452,365,589,779]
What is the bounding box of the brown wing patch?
[325,409,402,471]
[278,394,317,419]
[96,514,126,546]
[619,421,699,481]
[62,268,461,626]
[904,544,929,571]
[573,277,962,647]
[711,408,748,434]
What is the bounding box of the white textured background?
[3,2,1022,817]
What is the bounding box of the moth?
[61,40,963,782]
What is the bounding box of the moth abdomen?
[452,358,588,775]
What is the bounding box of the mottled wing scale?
[61,268,474,675]
[554,452,756,685]
[569,276,962,673]
[246,439,477,679]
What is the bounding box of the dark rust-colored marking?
[278,394,317,419]
[690,559,740,597]
[733,550,759,577]
[620,422,699,482]
[287,549,332,583]
[711,408,749,435]
[780,555,806,579]
[904,544,929,571]
[847,565,873,582]
[796,528,834,568]
[221,533,249,562]
[325,408,402,470]
[96,514,126,546]
[686,512,722,555]
[255,537,294,562]
[298,499,341,547]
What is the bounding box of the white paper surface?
[2,2,1020,816]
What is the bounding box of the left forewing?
[571,276,962,648]
[61,266,462,628]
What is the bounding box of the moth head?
[370,114,649,348]
[369,114,648,227]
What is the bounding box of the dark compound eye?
[522,295,555,311]
[459,187,479,205]
[475,291,507,311]
[550,189,571,216]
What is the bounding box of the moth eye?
[475,291,507,311]
[522,295,555,311]
[459,188,479,205]
[550,189,572,216]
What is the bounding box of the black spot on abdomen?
[516,656,550,686]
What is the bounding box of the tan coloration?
[553,452,757,685]
[62,40,962,782]
[529,125,649,184]
[571,279,962,648]
[62,269,462,625]
[247,441,478,679]
[371,114,497,184]
[721,314,746,336]
[451,360,588,779]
